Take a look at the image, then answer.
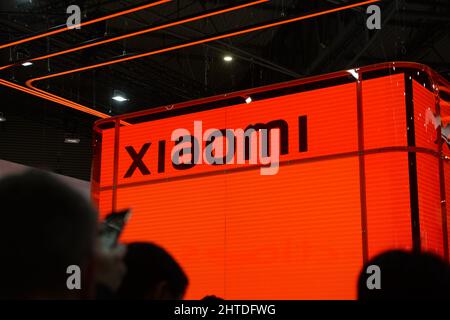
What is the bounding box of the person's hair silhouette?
[358,250,450,300]
[0,170,98,299]
[116,242,188,300]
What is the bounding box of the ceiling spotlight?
[223,55,233,62]
[0,112,6,122]
[112,90,129,102]
[64,138,80,144]
[245,96,252,104]
[112,95,128,102]
[22,61,33,67]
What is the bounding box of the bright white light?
[22,61,33,67]
[245,96,252,104]
[112,90,128,102]
[224,55,233,62]
[64,138,80,144]
[112,95,128,102]
[347,69,359,80]
[0,113,5,122]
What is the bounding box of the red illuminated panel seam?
[364,152,412,259]
[0,0,172,50]
[413,80,444,256]
[413,80,438,151]
[99,129,116,188]
[98,190,114,219]
[416,153,444,256]
[362,73,407,149]
[445,162,450,255]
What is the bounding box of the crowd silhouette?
[1,169,450,300]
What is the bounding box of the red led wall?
[362,74,412,260]
[413,79,444,256]
[92,66,450,299]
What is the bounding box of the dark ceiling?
[0,0,449,180]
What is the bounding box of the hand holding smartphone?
[99,209,132,249]
[95,209,131,294]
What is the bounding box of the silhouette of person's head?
[0,170,98,299]
[358,250,450,300]
[116,242,188,300]
[201,295,225,302]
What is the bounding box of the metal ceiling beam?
[396,10,450,22]
[345,1,398,69]
[0,10,205,110]
[306,13,362,74]
[123,0,303,78]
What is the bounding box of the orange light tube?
[0,78,110,118]
[30,0,269,63]
[0,0,171,50]
[24,0,379,119]
[0,64,14,71]
[0,0,269,71]
[27,0,380,86]
[0,1,269,120]
[0,78,131,125]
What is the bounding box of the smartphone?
[99,209,132,249]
